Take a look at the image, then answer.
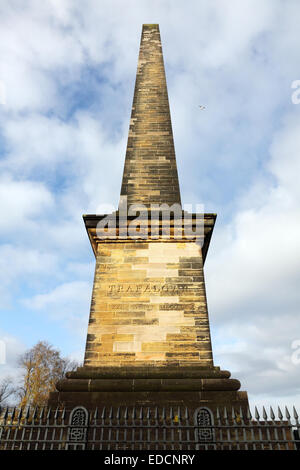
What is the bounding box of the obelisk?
[48,24,248,414]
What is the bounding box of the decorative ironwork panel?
[194,407,214,442]
[67,406,89,449]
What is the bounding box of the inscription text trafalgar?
[108,283,188,294]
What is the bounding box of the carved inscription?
[108,284,188,294]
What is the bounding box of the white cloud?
[0,111,125,210]
[206,110,300,404]
[269,112,300,199]
[0,0,83,112]
[207,110,300,314]
[65,261,94,279]
[0,175,54,232]
[22,281,91,335]
[0,245,58,279]
[0,245,59,308]
[0,332,26,384]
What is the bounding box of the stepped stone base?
[48,365,249,414]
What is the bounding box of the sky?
[0,0,299,415]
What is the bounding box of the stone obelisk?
[48,24,248,413]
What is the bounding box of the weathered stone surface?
[120,24,181,208]
[48,389,249,416]
[65,365,231,379]
[84,241,214,367]
[56,377,241,392]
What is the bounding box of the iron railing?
[0,405,299,450]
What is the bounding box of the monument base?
[48,365,249,414]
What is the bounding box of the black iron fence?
[0,405,299,450]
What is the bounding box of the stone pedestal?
[48,365,249,414]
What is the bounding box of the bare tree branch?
[0,376,16,407]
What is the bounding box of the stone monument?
[48,24,249,415]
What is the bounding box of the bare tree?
[17,341,78,408]
[0,376,16,407]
